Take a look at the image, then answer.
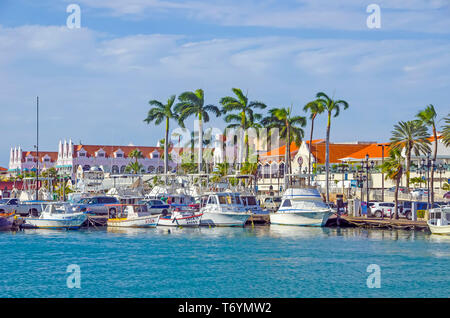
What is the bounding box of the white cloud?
[74,0,450,32]
[0,23,449,166]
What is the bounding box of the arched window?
[279,163,285,177]
[112,165,119,174]
[271,162,278,178]
[82,165,90,171]
[157,166,164,173]
[257,164,262,178]
[263,164,270,178]
[120,165,126,174]
[147,166,155,174]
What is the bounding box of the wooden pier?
[326,215,429,231]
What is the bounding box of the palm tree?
[442,114,450,147]
[303,100,325,185]
[127,149,144,174]
[144,95,183,175]
[416,104,438,203]
[262,107,306,188]
[220,88,266,163]
[314,92,349,203]
[175,89,221,172]
[380,148,403,219]
[390,120,430,190]
[211,162,230,183]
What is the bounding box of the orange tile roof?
[340,143,391,161]
[74,144,164,159]
[309,143,373,164]
[260,139,324,157]
[23,151,58,162]
[0,167,7,171]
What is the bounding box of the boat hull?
[107,215,160,228]
[158,213,203,227]
[200,212,250,227]
[270,210,334,227]
[25,213,87,229]
[428,222,450,235]
[0,213,15,231]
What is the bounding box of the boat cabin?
[106,204,151,219]
[429,207,450,226]
[202,193,246,213]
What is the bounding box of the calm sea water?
[1,226,449,298]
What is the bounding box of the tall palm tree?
[220,88,266,163]
[442,114,450,147]
[380,148,403,220]
[314,92,349,203]
[416,104,438,203]
[303,100,325,185]
[262,107,306,188]
[175,89,221,172]
[390,120,431,190]
[144,95,183,175]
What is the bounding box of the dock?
[326,215,429,231]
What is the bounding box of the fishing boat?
[428,206,450,235]
[106,204,160,228]
[158,207,203,227]
[200,192,251,227]
[0,212,15,230]
[25,203,87,229]
[270,188,334,227]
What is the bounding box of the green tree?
[442,114,450,147]
[175,89,221,172]
[303,100,325,185]
[126,149,144,174]
[380,148,404,219]
[144,95,183,175]
[390,120,430,190]
[416,104,439,203]
[314,92,349,202]
[262,107,306,188]
[220,88,266,163]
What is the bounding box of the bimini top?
[282,188,323,201]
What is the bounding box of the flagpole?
[36,96,39,201]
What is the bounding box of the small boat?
[270,188,334,227]
[106,204,160,228]
[428,206,450,235]
[158,207,203,227]
[25,203,87,229]
[0,212,15,231]
[200,192,251,227]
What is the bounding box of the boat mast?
[36,96,39,201]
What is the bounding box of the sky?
[1,0,449,167]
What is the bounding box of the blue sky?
[1,0,450,167]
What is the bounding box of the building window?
[27,157,33,162]
[120,166,126,174]
[116,153,123,158]
[147,166,155,173]
[112,165,119,174]
[79,152,86,157]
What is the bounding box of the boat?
[25,203,87,229]
[200,192,251,227]
[158,207,203,227]
[0,212,15,230]
[428,206,450,235]
[270,188,334,227]
[106,204,160,228]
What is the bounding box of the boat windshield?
[217,195,240,205]
[241,196,257,206]
[286,200,329,210]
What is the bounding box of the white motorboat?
[107,204,160,228]
[25,203,87,229]
[200,192,251,227]
[270,188,334,227]
[158,207,203,227]
[428,206,450,235]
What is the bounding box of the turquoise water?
[1,226,449,298]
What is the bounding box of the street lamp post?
[377,144,386,202]
[363,154,375,217]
